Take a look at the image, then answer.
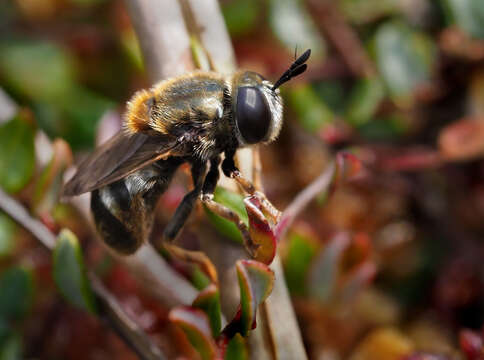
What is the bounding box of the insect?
[62,49,311,274]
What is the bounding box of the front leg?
[201,156,259,257]
[222,151,281,223]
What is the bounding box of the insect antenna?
[272,48,311,90]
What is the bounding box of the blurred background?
[1,0,484,359]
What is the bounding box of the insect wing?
[62,131,177,196]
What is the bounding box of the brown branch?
[0,187,166,360]
[307,0,376,78]
[124,0,195,80]
[275,160,336,242]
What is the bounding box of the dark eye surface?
[236,87,271,144]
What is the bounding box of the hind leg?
[158,161,219,283]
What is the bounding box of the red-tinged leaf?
[378,146,443,172]
[459,329,483,360]
[192,284,222,338]
[438,117,484,161]
[308,232,351,302]
[332,152,362,189]
[235,260,274,336]
[244,196,276,265]
[169,307,217,360]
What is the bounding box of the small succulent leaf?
[0,40,75,102]
[0,332,22,360]
[0,267,34,321]
[120,28,144,71]
[236,260,275,335]
[222,0,260,37]
[0,113,35,193]
[191,266,212,291]
[169,307,217,360]
[308,232,351,302]
[441,0,484,39]
[283,230,320,296]
[345,76,385,126]
[0,212,16,258]
[192,284,222,338]
[438,117,484,161]
[244,196,276,265]
[33,139,73,215]
[224,334,249,360]
[269,0,326,57]
[341,0,399,25]
[53,229,97,314]
[205,187,248,244]
[372,21,436,107]
[332,152,362,191]
[287,84,335,134]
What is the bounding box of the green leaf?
[0,333,22,360]
[0,319,8,344]
[358,113,409,141]
[371,21,436,108]
[222,0,260,37]
[191,266,212,291]
[283,232,319,296]
[224,334,248,360]
[169,307,216,360]
[35,86,114,150]
[345,76,385,126]
[205,187,248,243]
[53,229,97,314]
[236,260,274,336]
[120,28,144,71]
[441,0,484,39]
[0,115,35,193]
[286,85,335,133]
[0,40,74,102]
[340,0,399,25]
[0,267,33,321]
[192,284,222,338]
[269,0,326,57]
[0,213,16,258]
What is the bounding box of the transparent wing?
[62,131,179,196]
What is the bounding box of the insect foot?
[243,195,277,265]
[163,243,219,285]
[231,171,281,225]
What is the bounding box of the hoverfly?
[63,49,311,270]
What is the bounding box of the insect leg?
[222,152,281,223]
[161,161,218,283]
[201,156,259,257]
[163,161,206,241]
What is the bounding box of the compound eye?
[236,87,271,144]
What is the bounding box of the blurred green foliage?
[53,229,97,314]
[0,114,35,193]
